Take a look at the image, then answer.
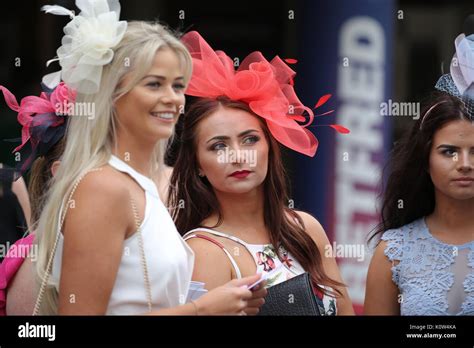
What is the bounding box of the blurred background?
[1,0,473,313]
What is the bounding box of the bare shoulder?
[185,232,233,289]
[64,166,132,233]
[72,166,130,202]
[185,231,227,257]
[366,239,396,290]
[364,239,400,314]
[366,239,395,277]
[294,210,329,245]
[370,239,392,266]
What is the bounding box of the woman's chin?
[222,182,260,195]
[148,127,174,142]
[443,187,474,201]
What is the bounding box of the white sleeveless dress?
[51,155,195,314]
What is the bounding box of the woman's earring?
[198,171,204,177]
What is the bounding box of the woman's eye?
[211,142,226,151]
[442,149,457,157]
[147,82,161,88]
[147,82,185,91]
[243,135,260,145]
[173,84,186,90]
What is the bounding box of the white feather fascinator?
[41,0,128,94]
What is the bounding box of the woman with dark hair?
[1,137,65,315]
[0,82,71,315]
[168,32,354,315]
[365,31,474,315]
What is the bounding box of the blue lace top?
[381,218,473,315]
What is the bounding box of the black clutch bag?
[258,272,324,316]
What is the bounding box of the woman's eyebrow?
[206,129,259,143]
[436,144,459,149]
[143,75,184,80]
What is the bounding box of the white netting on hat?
[435,73,474,119]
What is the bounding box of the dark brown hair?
[28,138,65,226]
[168,96,344,296]
[370,91,472,243]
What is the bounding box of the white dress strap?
[109,155,159,199]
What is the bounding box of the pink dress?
[0,233,35,315]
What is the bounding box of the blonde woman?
[33,0,266,315]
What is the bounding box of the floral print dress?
[184,228,337,316]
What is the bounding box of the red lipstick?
[229,170,252,179]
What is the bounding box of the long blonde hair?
[34,21,192,314]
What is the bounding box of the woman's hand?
[242,282,267,315]
[193,274,267,315]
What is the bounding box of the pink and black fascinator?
[0,83,76,180]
